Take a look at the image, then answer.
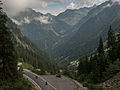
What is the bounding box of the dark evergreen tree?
[0,3,18,82]
[78,58,85,75]
[117,31,120,59]
[97,37,107,78]
[98,37,104,55]
[107,26,117,62]
[91,55,101,83]
[0,59,3,72]
[84,56,89,74]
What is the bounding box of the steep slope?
[53,1,120,63]
[73,0,112,32]
[5,14,58,74]
[56,7,92,26]
[11,8,72,54]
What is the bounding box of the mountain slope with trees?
[77,26,120,88]
[56,7,92,26]
[53,0,120,64]
[0,9,58,75]
[0,2,34,90]
[11,7,93,55]
[11,8,72,54]
[9,17,58,74]
[64,26,120,89]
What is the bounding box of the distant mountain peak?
[11,8,53,25]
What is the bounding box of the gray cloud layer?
[1,0,120,16]
[2,0,68,16]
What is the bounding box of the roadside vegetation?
[0,75,33,90]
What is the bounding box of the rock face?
[103,72,120,90]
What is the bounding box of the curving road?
[23,69,87,90]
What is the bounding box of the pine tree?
[98,37,104,55]
[90,54,101,83]
[117,31,120,59]
[0,2,18,82]
[84,56,89,74]
[0,59,3,71]
[107,26,117,62]
[78,58,84,75]
[97,37,107,78]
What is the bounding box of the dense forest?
[0,2,33,89]
[63,26,120,89]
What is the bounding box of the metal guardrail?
[23,69,57,90]
[23,74,42,90]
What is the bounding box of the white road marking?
[23,74,42,90]
[24,69,57,90]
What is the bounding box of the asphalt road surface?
[23,69,87,90]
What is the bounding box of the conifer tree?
[0,2,18,82]
[108,26,116,48]
[117,31,120,59]
[90,54,101,83]
[98,37,104,55]
[107,26,117,62]
[84,56,89,74]
[97,37,107,78]
[0,59,3,71]
[78,58,84,74]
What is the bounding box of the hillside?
[53,0,120,63]
[6,14,58,74]
[11,8,72,54]
[11,7,93,55]
[56,7,92,26]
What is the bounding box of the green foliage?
[107,26,117,62]
[0,78,33,90]
[83,83,103,90]
[98,37,104,55]
[4,9,59,75]
[0,59,3,71]
[103,59,120,80]
[117,31,120,59]
[0,6,18,82]
[22,62,34,70]
[77,26,120,85]
[78,57,90,75]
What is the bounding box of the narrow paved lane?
[41,75,87,90]
[24,69,55,90]
[23,69,87,90]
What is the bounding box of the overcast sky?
[1,0,119,16]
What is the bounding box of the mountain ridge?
[53,0,120,64]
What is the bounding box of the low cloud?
[1,0,120,16]
[34,16,51,24]
[1,0,67,16]
[12,15,52,25]
[67,2,76,9]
